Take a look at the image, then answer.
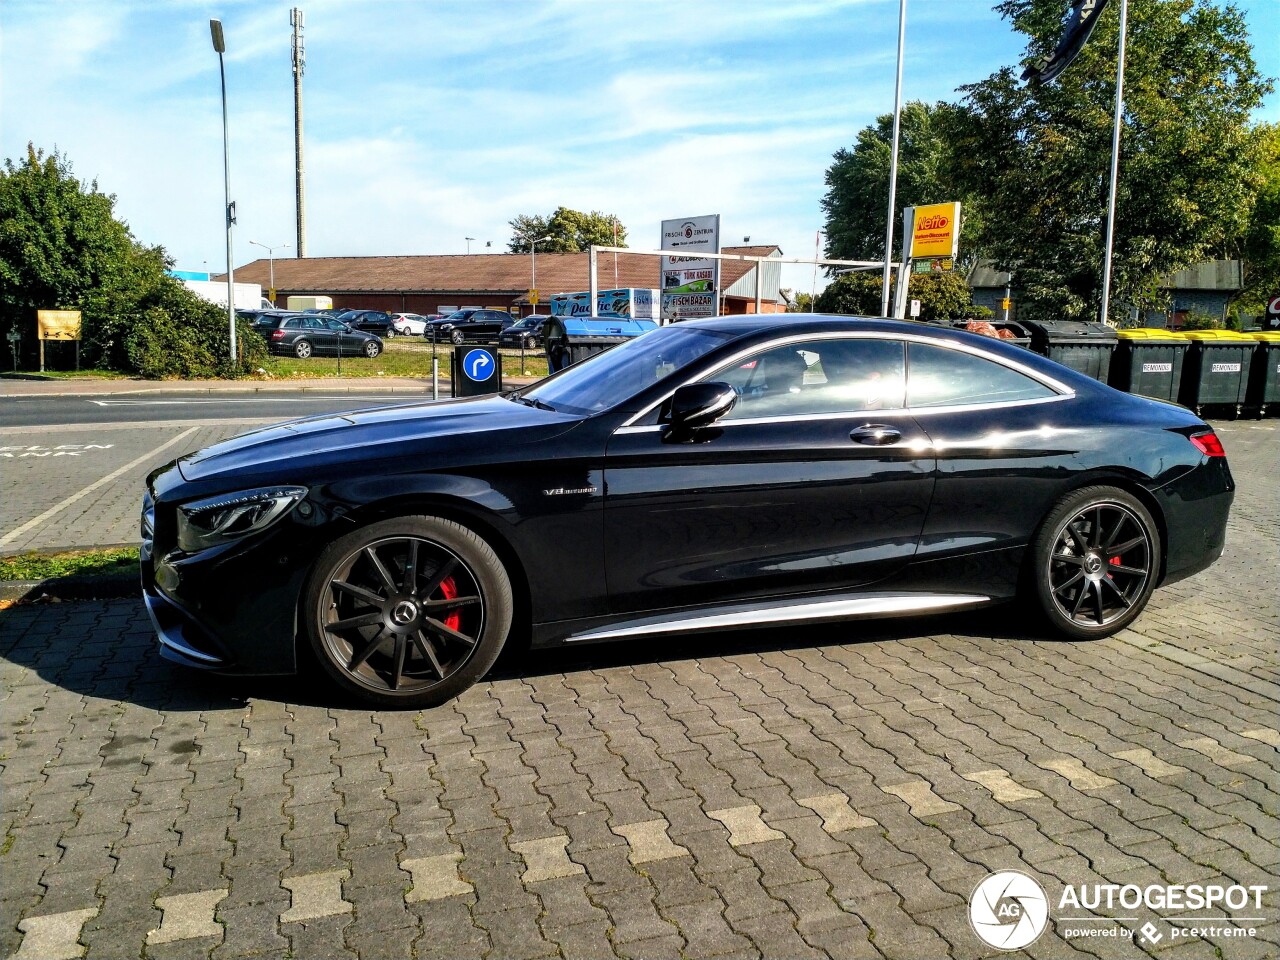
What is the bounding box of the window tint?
[702,339,906,420]
[303,318,327,330]
[285,318,303,329]
[907,343,1056,407]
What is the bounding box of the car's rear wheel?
[364,340,382,359]
[304,516,513,708]
[1030,486,1159,640]
[384,327,396,338]
[294,340,313,359]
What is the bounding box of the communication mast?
[291,8,307,257]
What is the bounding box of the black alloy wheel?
[294,339,313,359]
[305,517,512,707]
[364,340,382,359]
[1032,486,1159,639]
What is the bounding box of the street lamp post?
[464,237,476,254]
[210,19,236,361]
[249,240,290,304]
[531,234,552,317]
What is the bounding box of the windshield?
[520,325,734,416]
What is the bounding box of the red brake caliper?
[439,575,462,631]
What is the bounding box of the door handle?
[850,424,902,446]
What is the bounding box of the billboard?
[549,288,659,320]
[661,214,720,319]
[37,310,82,340]
[908,202,961,260]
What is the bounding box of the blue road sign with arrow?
[463,349,494,382]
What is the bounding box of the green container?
[1111,329,1188,402]
[1019,319,1118,382]
[1243,332,1280,417]
[1177,331,1251,416]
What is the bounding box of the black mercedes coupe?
[141,316,1233,707]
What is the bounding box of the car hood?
[177,395,580,484]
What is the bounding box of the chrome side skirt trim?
[564,592,991,643]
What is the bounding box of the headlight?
[176,486,307,553]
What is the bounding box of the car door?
[902,339,1080,564]
[603,336,937,613]
[328,319,367,354]
[303,317,338,355]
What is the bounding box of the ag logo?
[969,870,1049,950]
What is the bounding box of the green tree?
[947,0,1272,323]
[0,143,260,377]
[1231,122,1280,314]
[814,270,972,323]
[821,101,980,265]
[507,207,627,253]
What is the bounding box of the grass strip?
[0,547,140,582]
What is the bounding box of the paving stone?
[1037,757,1120,792]
[1111,747,1189,778]
[962,768,1045,803]
[403,852,474,902]
[1177,736,1262,768]
[147,888,228,945]
[612,818,690,864]
[12,907,98,960]
[281,869,353,922]
[796,792,877,832]
[706,805,786,846]
[511,834,586,882]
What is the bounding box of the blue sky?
[3,0,1278,295]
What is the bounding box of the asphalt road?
[0,392,434,428]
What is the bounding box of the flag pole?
[881,0,907,318]
[1099,0,1127,326]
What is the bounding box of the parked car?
[434,308,518,344]
[387,313,430,337]
[260,314,383,359]
[497,315,551,350]
[335,310,394,336]
[142,314,1232,708]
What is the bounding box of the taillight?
[1189,431,1225,457]
[272,330,285,340]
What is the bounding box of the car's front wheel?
[450,329,465,345]
[1030,486,1160,640]
[303,516,513,708]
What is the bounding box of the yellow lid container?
[1243,331,1280,342]
[1115,328,1184,341]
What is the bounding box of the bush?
[814,270,974,324]
[1179,309,1221,331]
[123,277,267,378]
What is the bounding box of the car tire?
[303,516,513,708]
[1029,485,1160,640]
[364,340,382,359]
[384,327,396,339]
[450,329,465,345]
[294,340,313,359]
[523,336,537,350]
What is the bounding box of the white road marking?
[0,426,199,549]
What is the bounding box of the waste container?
[1109,329,1189,402]
[543,316,658,373]
[1019,319,1118,381]
[1176,330,1252,417]
[1242,331,1280,417]
[954,319,1034,350]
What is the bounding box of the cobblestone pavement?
[1,422,1276,960]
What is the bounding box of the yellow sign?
[529,288,539,305]
[37,309,82,340]
[908,202,961,260]
[1001,297,1012,310]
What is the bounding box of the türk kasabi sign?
[908,203,961,260]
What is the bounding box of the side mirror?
[665,382,736,440]
[343,323,353,332]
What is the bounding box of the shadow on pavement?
[0,596,1064,714]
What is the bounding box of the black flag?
[1021,0,1113,84]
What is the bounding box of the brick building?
[225,246,786,317]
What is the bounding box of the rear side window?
[907,343,1056,407]
[285,318,303,329]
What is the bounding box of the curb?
[0,572,138,604]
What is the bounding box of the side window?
[702,339,906,420]
[907,343,1056,407]
[285,318,303,329]
[304,318,326,330]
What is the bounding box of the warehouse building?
[227,246,786,317]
